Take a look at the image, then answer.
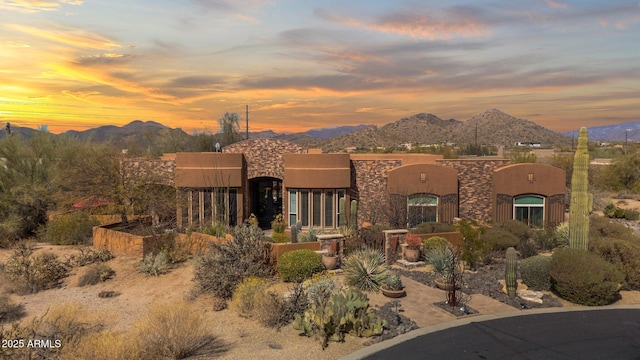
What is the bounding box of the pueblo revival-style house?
[163,139,566,231]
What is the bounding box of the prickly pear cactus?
[505,247,518,299]
[569,127,590,251]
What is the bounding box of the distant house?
[515,142,541,148]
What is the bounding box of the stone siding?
[351,159,402,226]
[122,158,175,186]
[223,139,305,180]
[437,159,510,224]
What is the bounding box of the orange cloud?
[6,23,120,49]
[1,0,82,13]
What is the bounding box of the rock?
[517,289,544,304]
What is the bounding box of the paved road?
[360,308,640,360]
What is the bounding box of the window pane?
[515,206,528,225]
[325,191,334,228]
[312,191,322,227]
[531,207,544,228]
[288,190,297,226]
[301,191,309,227]
[515,196,544,205]
[229,189,237,226]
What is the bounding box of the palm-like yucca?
[343,249,388,292]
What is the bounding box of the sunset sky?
[0,0,638,134]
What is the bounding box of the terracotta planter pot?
[381,286,405,298]
[404,248,420,262]
[322,254,338,270]
[434,277,459,291]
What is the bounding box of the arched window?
[514,195,544,228]
[407,194,438,228]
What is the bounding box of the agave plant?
[343,249,388,292]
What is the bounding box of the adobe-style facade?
[168,139,566,230]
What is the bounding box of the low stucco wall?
[92,225,163,257]
[269,241,321,263]
[414,231,464,248]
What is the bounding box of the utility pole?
[246,105,249,140]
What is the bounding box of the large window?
[514,195,544,228]
[407,194,438,228]
[288,189,346,229]
[180,188,237,228]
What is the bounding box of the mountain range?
[1,109,637,150]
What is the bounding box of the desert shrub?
[422,236,452,254]
[272,232,289,243]
[253,283,308,329]
[481,228,520,251]
[64,247,114,267]
[78,263,115,287]
[38,212,99,245]
[553,222,570,248]
[60,331,139,360]
[589,215,637,242]
[134,301,228,359]
[590,236,640,290]
[517,239,538,258]
[493,220,531,242]
[0,295,25,323]
[456,219,488,270]
[299,227,321,242]
[624,209,640,220]
[424,246,454,278]
[3,244,68,295]
[193,225,273,299]
[200,223,227,237]
[412,222,454,234]
[550,248,623,306]
[277,249,323,282]
[520,255,552,291]
[603,203,640,220]
[138,250,170,277]
[230,277,270,317]
[343,248,387,292]
[271,214,286,233]
[305,272,336,308]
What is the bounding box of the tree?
[602,152,640,193]
[217,112,242,147]
[0,131,56,243]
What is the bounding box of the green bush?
[481,228,520,251]
[550,248,623,305]
[552,222,570,248]
[591,236,640,290]
[38,212,100,245]
[200,223,227,237]
[271,232,289,243]
[230,277,269,317]
[277,249,322,282]
[589,215,636,242]
[343,249,387,292]
[138,251,169,277]
[3,244,69,295]
[493,220,531,242]
[520,255,552,291]
[192,225,273,300]
[78,263,115,287]
[271,214,286,233]
[422,236,452,254]
[412,222,454,234]
[517,239,538,259]
[65,247,114,267]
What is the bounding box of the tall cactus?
[569,127,590,251]
[339,197,347,228]
[505,247,518,299]
[290,224,298,243]
[350,199,358,231]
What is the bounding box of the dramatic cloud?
[2,0,82,13]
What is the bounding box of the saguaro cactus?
[339,197,347,228]
[350,199,358,231]
[290,224,298,243]
[569,127,590,251]
[505,247,518,299]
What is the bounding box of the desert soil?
[0,244,366,360]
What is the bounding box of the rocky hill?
[318,109,572,151]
